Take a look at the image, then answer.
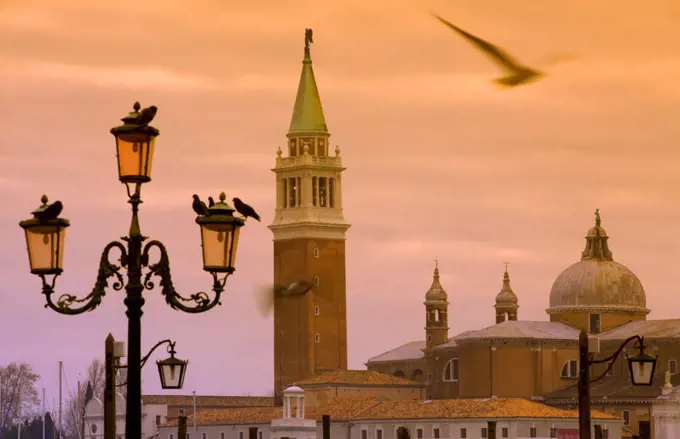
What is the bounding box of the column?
[300,396,305,419]
[335,174,343,209]
[296,397,301,418]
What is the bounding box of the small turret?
[424,259,449,348]
[495,263,519,324]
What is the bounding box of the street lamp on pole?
[19,102,248,439]
[578,329,658,439]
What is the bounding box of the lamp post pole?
[19,102,247,439]
[577,329,658,439]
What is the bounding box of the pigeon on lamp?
[254,280,314,317]
[34,200,63,221]
[233,197,261,222]
[208,197,215,208]
[192,194,210,216]
[135,105,158,126]
[430,13,544,88]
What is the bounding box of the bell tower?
[269,29,350,404]
[424,260,449,349]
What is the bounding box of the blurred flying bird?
[254,280,314,317]
[430,13,544,88]
[233,197,261,222]
[135,105,157,126]
[208,197,215,208]
[34,200,63,221]
[192,194,210,216]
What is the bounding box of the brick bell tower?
[269,29,351,404]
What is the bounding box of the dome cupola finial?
[425,257,447,303]
[581,208,613,261]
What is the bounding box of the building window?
[313,247,319,258]
[529,427,537,438]
[602,428,609,439]
[460,428,467,439]
[427,394,432,400]
[416,429,423,439]
[315,333,320,343]
[179,409,185,416]
[314,305,320,316]
[502,428,509,438]
[328,178,335,208]
[319,177,327,207]
[427,335,432,342]
[312,177,318,206]
[239,432,244,439]
[170,434,174,439]
[220,433,225,439]
[443,358,459,381]
[550,427,557,438]
[428,373,432,382]
[314,276,320,286]
[589,313,601,333]
[91,425,97,434]
[258,432,263,439]
[561,360,579,379]
[289,177,297,207]
[481,428,488,438]
[155,415,161,426]
[433,428,440,439]
[187,434,191,439]
[376,430,383,439]
[361,430,368,439]
[622,410,630,425]
[202,434,207,439]
[670,359,678,375]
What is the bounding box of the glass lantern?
[19,195,70,275]
[196,193,245,274]
[627,349,658,386]
[157,354,188,390]
[110,102,159,184]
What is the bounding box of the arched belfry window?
[312,177,318,206]
[561,360,579,379]
[443,358,459,381]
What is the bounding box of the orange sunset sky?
[1,0,679,400]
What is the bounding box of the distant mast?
[58,361,63,439]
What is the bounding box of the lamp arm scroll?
[141,240,226,314]
[42,241,127,315]
[590,335,644,383]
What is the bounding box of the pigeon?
[135,106,158,126]
[254,280,314,317]
[192,194,210,216]
[233,197,261,222]
[34,200,63,221]
[208,197,215,208]
[430,13,544,88]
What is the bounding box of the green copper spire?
[288,28,328,136]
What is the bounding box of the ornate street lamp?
[18,102,248,439]
[156,342,188,390]
[578,330,658,439]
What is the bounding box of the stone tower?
[494,264,519,323]
[424,260,449,349]
[269,29,351,403]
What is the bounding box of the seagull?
[34,200,63,221]
[254,280,314,317]
[430,13,544,88]
[208,197,215,208]
[135,106,157,126]
[233,197,261,222]
[192,195,210,216]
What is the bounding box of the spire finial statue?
[434,257,439,270]
[595,208,601,227]
[665,369,672,388]
[304,28,314,59]
[503,261,509,273]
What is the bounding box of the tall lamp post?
[19,102,247,439]
[578,329,658,439]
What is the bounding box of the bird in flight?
[430,12,544,88]
[254,280,314,316]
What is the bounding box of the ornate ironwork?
[41,241,127,315]
[589,334,646,383]
[141,240,228,313]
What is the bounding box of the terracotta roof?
[142,395,274,407]
[295,369,424,387]
[545,369,680,401]
[455,321,579,342]
[164,397,618,425]
[354,398,618,421]
[597,319,680,340]
[366,341,426,363]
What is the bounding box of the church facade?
[365,218,680,438]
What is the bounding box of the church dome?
[547,210,649,315]
[495,265,518,306]
[424,260,448,303]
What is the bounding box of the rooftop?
[165,397,618,426]
[455,321,579,342]
[597,319,680,340]
[295,369,423,387]
[365,341,426,363]
[142,395,274,408]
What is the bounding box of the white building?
[156,387,622,439]
[84,392,126,439]
[653,370,680,439]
